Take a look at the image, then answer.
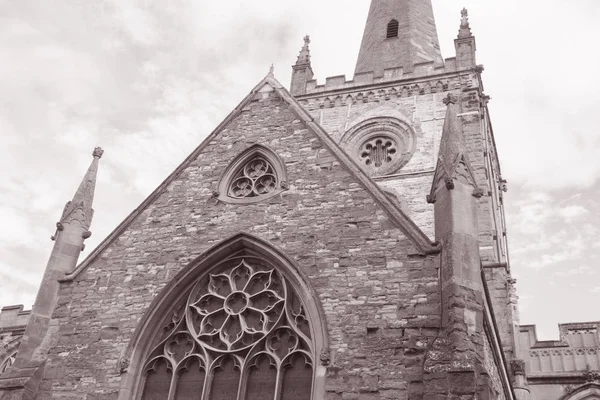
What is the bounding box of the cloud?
[557,205,589,221]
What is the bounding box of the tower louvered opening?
[386,19,399,38]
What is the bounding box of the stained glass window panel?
[175,358,205,400]
[245,355,277,400]
[142,359,172,400]
[280,354,312,400]
[210,357,240,400]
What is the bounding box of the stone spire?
[56,146,103,236]
[354,0,444,77]
[290,35,314,96]
[455,8,477,69]
[6,148,103,382]
[296,35,311,66]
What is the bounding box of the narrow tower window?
[386,19,399,38]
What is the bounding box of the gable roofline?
[62,73,439,282]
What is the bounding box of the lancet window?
[386,19,399,38]
[217,145,287,204]
[0,352,16,374]
[139,256,315,400]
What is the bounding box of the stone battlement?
[303,57,461,96]
[519,322,600,376]
[0,305,30,331]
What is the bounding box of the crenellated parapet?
[300,57,472,98]
[0,306,30,332]
[518,322,600,399]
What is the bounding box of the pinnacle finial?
[458,8,473,38]
[295,35,312,66]
[268,64,275,76]
[93,147,104,158]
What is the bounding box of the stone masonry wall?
[38,87,441,399]
[300,87,455,240]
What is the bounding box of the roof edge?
[61,74,279,282]
[271,81,440,255]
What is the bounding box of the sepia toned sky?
[1,0,599,340]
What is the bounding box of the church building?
[1,0,599,399]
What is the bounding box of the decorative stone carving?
[341,117,416,177]
[93,147,104,158]
[583,365,600,382]
[444,177,455,190]
[472,188,485,198]
[320,348,331,366]
[511,359,526,376]
[499,178,508,192]
[565,385,574,393]
[118,357,129,373]
[443,93,458,105]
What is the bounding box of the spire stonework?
[290,35,314,96]
[355,0,444,77]
[455,8,477,69]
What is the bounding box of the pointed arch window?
[217,145,288,204]
[129,238,326,400]
[386,19,399,38]
[0,352,16,374]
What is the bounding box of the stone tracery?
[140,257,314,400]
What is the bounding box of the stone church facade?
[1,0,598,399]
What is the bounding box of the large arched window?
[122,234,327,400]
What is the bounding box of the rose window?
[229,157,278,199]
[341,117,417,177]
[140,257,314,400]
[359,137,398,167]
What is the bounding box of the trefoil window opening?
[229,157,277,199]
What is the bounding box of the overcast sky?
[1,0,599,340]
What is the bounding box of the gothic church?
[1,0,599,399]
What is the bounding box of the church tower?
[291,0,521,397]
[0,1,533,399]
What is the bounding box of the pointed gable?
[63,73,438,281]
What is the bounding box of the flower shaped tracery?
[188,260,285,352]
[228,158,278,199]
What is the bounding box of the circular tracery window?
[342,117,416,177]
[229,157,278,199]
[217,145,288,204]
